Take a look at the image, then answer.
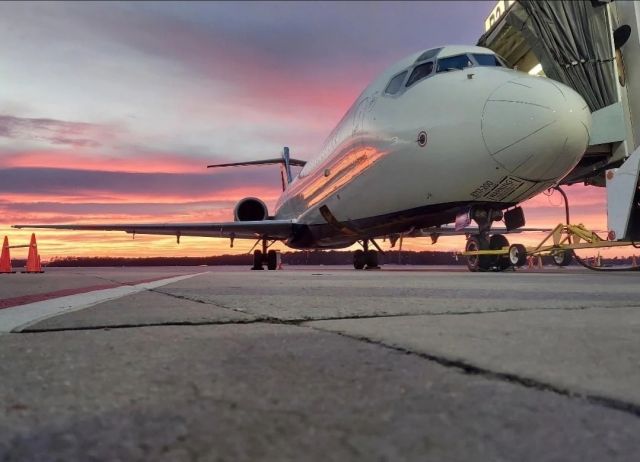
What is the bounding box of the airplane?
[14,45,591,272]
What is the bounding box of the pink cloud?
[0,149,210,173]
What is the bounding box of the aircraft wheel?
[508,244,527,267]
[489,234,511,271]
[552,249,573,266]
[353,249,365,270]
[266,250,278,270]
[465,235,491,272]
[365,250,380,269]
[252,250,264,270]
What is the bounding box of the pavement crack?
[307,327,640,420]
[149,288,284,321]
[19,318,298,333]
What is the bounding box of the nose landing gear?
[465,233,513,272]
[464,208,513,272]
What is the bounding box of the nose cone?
[481,76,591,181]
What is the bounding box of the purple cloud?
[0,115,105,148]
[0,167,282,199]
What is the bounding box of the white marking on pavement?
[0,272,206,333]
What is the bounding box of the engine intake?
[234,197,269,221]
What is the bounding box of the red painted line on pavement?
[0,275,182,310]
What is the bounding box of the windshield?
[472,53,503,67]
[406,62,434,87]
[385,71,407,95]
[436,54,473,73]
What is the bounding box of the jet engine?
[234,197,269,221]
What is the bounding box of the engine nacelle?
[234,197,269,221]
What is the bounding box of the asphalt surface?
[2,265,640,461]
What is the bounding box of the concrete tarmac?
[2,265,640,461]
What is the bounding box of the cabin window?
[436,54,473,73]
[385,71,408,95]
[405,62,434,87]
[472,53,503,67]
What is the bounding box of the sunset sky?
[0,1,616,259]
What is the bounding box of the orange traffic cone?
[1,236,13,274]
[23,233,43,273]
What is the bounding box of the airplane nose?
[481,76,591,181]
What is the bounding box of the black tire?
[465,235,491,272]
[508,244,527,267]
[353,249,365,270]
[489,234,511,271]
[365,250,379,268]
[552,249,573,266]
[267,250,278,270]
[252,250,264,270]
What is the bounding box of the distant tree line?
[35,250,463,267]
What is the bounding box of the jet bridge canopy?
[479,0,617,112]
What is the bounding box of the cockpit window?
[385,71,407,95]
[415,47,442,63]
[436,54,473,73]
[405,62,434,87]
[472,53,503,67]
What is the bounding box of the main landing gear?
[251,238,279,270]
[353,239,381,270]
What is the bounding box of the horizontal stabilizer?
[207,158,306,168]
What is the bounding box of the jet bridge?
[478,0,640,242]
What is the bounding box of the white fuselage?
[274,45,591,248]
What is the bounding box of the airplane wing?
[12,220,295,241]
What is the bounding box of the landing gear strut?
[352,239,381,270]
